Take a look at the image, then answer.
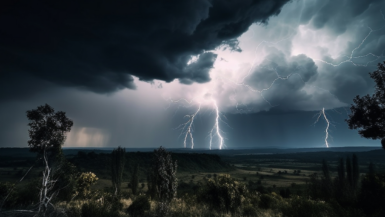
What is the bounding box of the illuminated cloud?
[0,0,384,149]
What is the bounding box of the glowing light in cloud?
[145,5,385,149]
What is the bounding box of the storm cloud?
[1,0,385,149]
[0,0,289,98]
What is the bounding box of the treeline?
[72,151,232,179]
[307,154,385,216]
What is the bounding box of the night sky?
[1,0,384,149]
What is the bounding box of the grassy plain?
[1,147,384,195]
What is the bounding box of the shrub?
[76,172,98,198]
[0,182,17,209]
[65,205,81,217]
[281,197,336,217]
[127,195,151,217]
[259,193,282,210]
[81,199,120,217]
[199,174,247,214]
[0,179,40,209]
[242,204,258,217]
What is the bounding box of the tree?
[321,159,333,200]
[26,104,73,216]
[346,61,385,149]
[337,158,345,184]
[26,104,73,158]
[352,154,359,189]
[199,175,247,214]
[346,156,353,188]
[359,162,385,216]
[111,146,125,196]
[131,164,139,195]
[149,146,178,217]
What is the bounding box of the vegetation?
[111,146,126,196]
[26,104,73,216]
[1,72,385,217]
[346,61,385,149]
[130,164,139,195]
[148,146,178,216]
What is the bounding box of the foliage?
[26,104,73,157]
[149,146,178,203]
[352,154,359,189]
[55,159,79,202]
[81,199,120,217]
[76,172,98,198]
[280,188,291,198]
[259,192,282,210]
[127,195,151,217]
[308,156,360,207]
[0,182,15,209]
[0,179,40,210]
[358,165,385,217]
[147,147,178,217]
[111,146,125,196]
[131,164,139,195]
[242,204,258,217]
[199,174,247,214]
[281,197,337,217]
[346,61,385,148]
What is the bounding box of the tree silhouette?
[346,156,353,187]
[26,104,73,216]
[111,146,125,196]
[131,164,139,195]
[352,154,359,190]
[346,61,385,149]
[26,104,73,158]
[149,146,177,217]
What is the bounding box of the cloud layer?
[0,0,289,97]
[1,0,385,149]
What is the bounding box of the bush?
[281,197,336,217]
[66,205,81,217]
[199,174,247,214]
[242,204,258,217]
[76,172,98,198]
[0,179,40,209]
[259,193,282,210]
[81,199,120,217]
[0,182,17,209]
[127,195,151,217]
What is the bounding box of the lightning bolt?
[167,10,385,150]
[210,100,224,150]
[314,108,331,148]
[315,10,385,67]
[176,104,201,149]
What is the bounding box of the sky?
[1,0,385,149]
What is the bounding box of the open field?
[1,147,384,189]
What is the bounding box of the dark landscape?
[1,0,385,216]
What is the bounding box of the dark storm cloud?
[0,0,289,98]
[179,52,218,84]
